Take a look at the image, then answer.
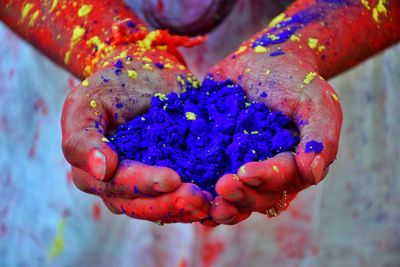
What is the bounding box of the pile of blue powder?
[108,76,300,194]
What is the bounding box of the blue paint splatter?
[305,140,324,153]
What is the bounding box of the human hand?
[62,58,211,224]
[208,48,342,225]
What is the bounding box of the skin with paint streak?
[208,0,400,225]
[1,0,399,225]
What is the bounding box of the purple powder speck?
[109,75,299,195]
[270,50,285,57]
[116,103,123,109]
[114,60,123,69]
[260,92,267,98]
[305,140,324,153]
[155,62,164,69]
[127,21,135,28]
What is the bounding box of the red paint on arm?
[262,0,400,78]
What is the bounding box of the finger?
[237,152,304,192]
[109,160,181,198]
[216,174,280,212]
[210,197,239,224]
[103,183,211,223]
[62,80,118,182]
[294,78,343,185]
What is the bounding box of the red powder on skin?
[92,202,102,221]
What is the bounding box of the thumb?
[294,78,343,185]
[62,82,118,181]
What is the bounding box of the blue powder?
[270,50,285,57]
[305,140,324,153]
[108,76,299,195]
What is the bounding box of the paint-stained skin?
[0,0,400,266]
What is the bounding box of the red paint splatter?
[66,170,73,184]
[0,224,8,236]
[92,202,101,221]
[199,226,224,267]
[28,121,40,158]
[33,97,48,115]
[68,76,76,91]
[178,258,188,267]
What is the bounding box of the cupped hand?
[62,61,211,224]
[208,49,343,225]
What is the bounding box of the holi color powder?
[109,76,300,194]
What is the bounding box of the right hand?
[62,63,212,224]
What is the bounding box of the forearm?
[0,0,203,80]
[242,0,400,79]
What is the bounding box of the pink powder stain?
[276,223,311,259]
[28,121,40,159]
[33,97,49,116]
[0,224,7,236]
[66,170,73,184]
[92,202,102,221]
[199,227,225,267]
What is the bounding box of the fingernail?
[238,165,246,176]
[219,216,235,224]
[243,177,261,186]
[90,149,106,181]
[224,189,244,201]
[311,155,326,184]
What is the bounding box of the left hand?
[207,48,343,225]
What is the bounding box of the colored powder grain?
[253,45,269,53]
[127,70,138,79]
[114,60,123,69]
[82,79,89,87]
[270,50,285,57]
[90,100,97,108]
[260,92,267,98]
[127,20,135,28]
[304,140,324,153]
[308,38,318,49]
[77,4,93,17]
[108,76,299,195]
[155,62,164,69]
[303,72,317,84]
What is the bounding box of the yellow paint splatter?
[49,0,58,12]
[21,3,34,21]
[360,0,370,10]
[64,26,86,64]
[178,64,186,70]
[251,131,259,135]
[372,0,387,23]
[308,38,319,49]
[90,100,97,108]
[331,92,340,102]
[48,219,65,260]
[82,79,89,87]
[28,10,40,26]
[253,45,268,53]
[268,13,286,28]
[268,34,279,41]
[86,36,107,51]
[239,165,246,175]
[164,63,173,69]
[102,137,109,142]
[137,31,159,50]
[245,68,251,73]
[185,112,196,120]
[318,45,326,52]
[235,46,247,55]
[265,69,271,75]
[155,93,168,100]
[77,4,93,17]
[290,34,300,41]
[127,70,138,80]
[142,63,152,70]
[304,72,317,84]
[142,57,152,63]
[272,165,279,172]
